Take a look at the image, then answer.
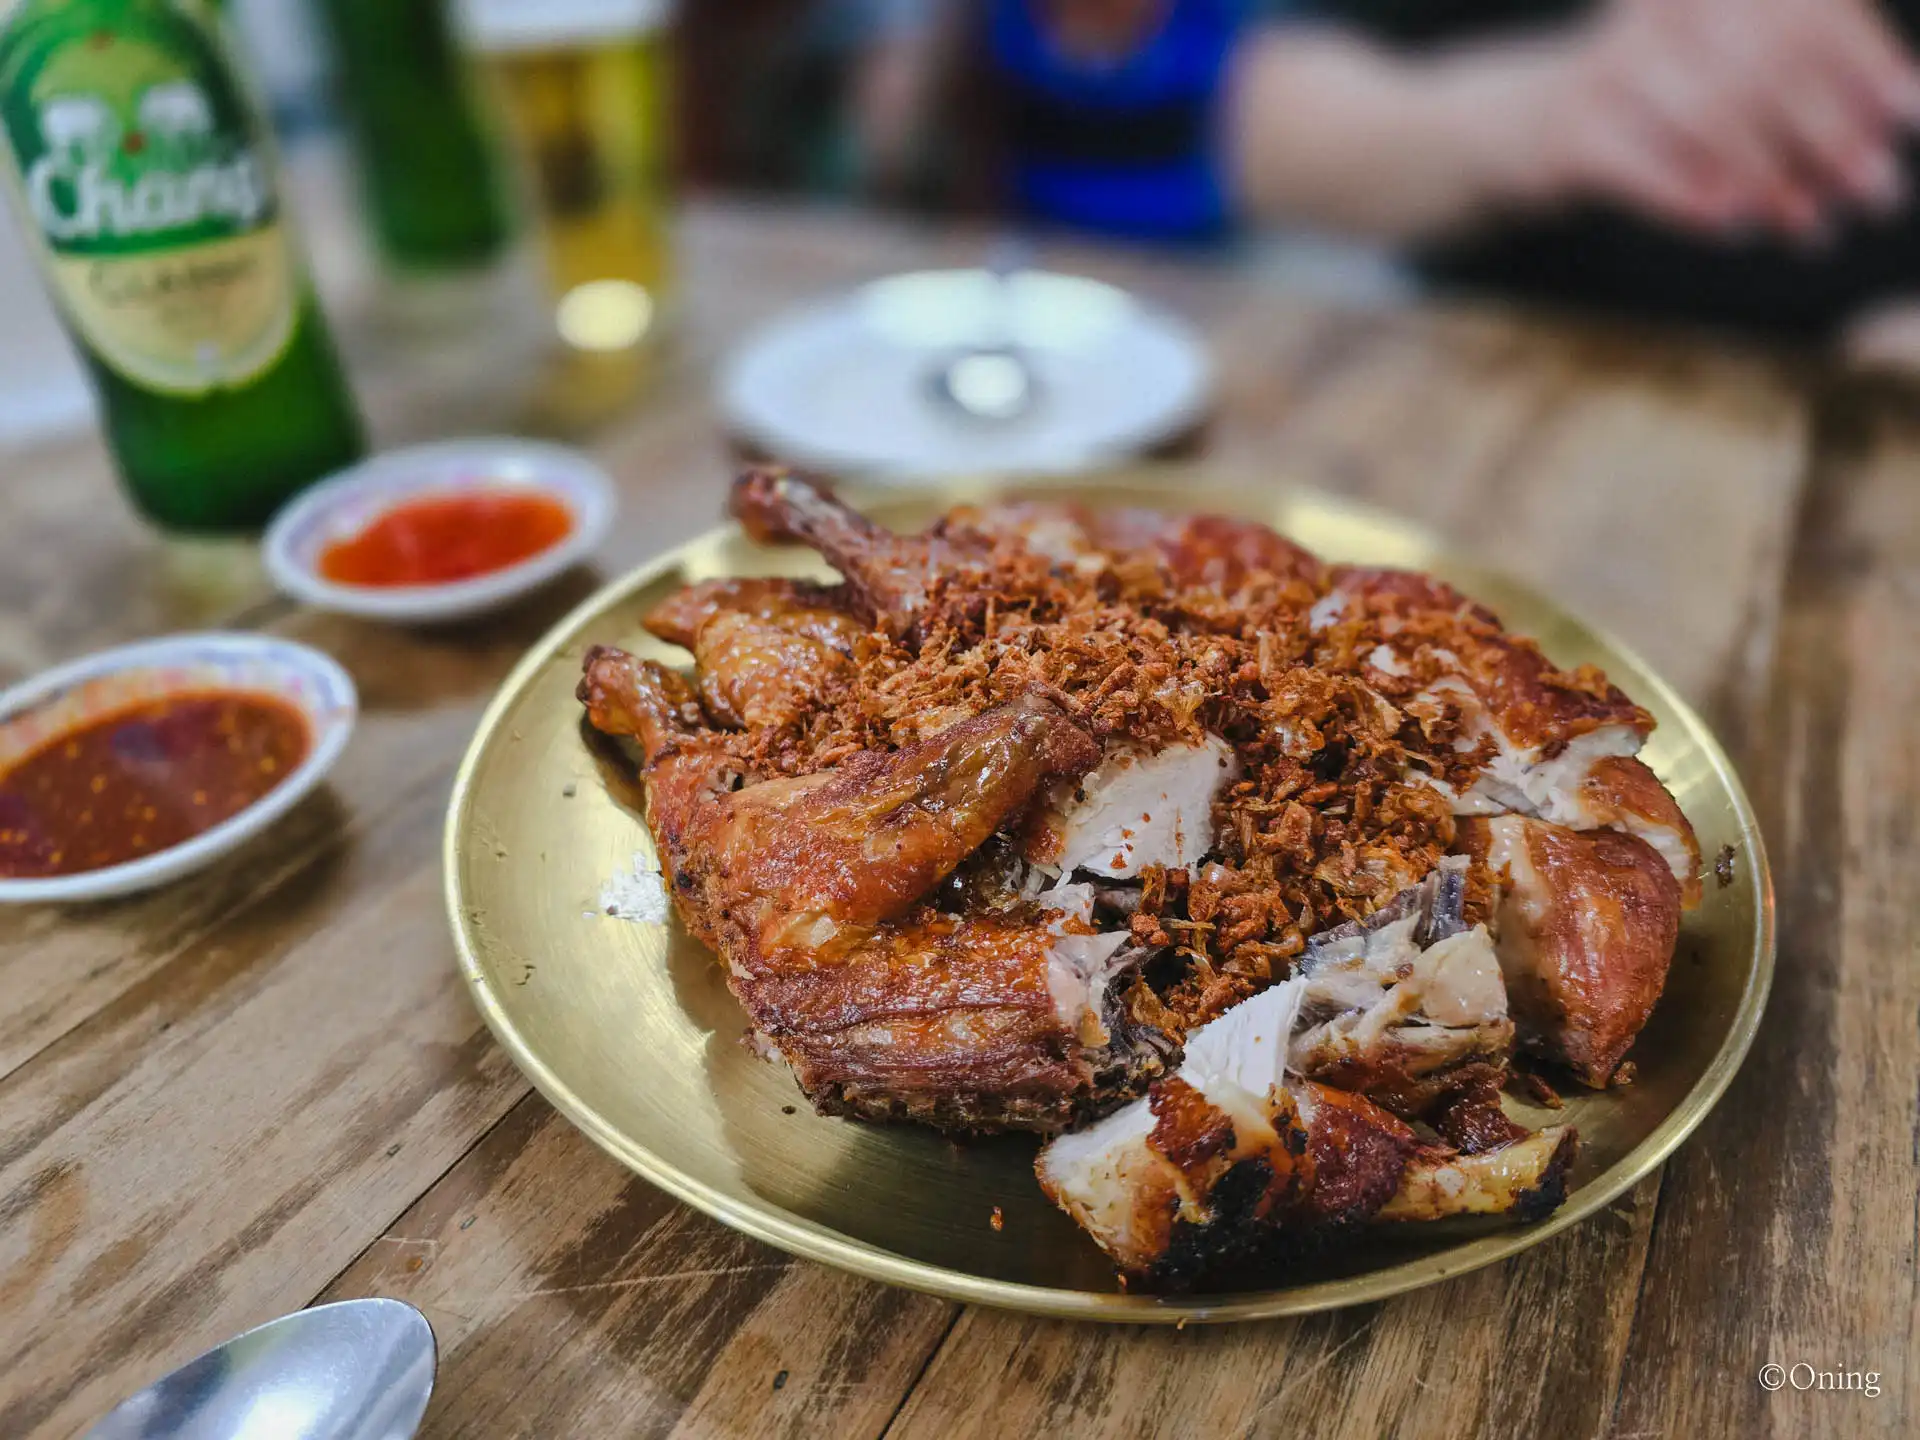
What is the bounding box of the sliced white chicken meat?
[1037,882,1137,1049]
[1035,979,1316,1276]
[1289,859,1514,1117]
[1037,930,1574,1282]
[1025,736,1239,879]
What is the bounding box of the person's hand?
[1521,0,1920,239]
[1228,2,1920,245]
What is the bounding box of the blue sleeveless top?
[988,0,1246,243]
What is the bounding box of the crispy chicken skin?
[938,500,1326,595]
[1574,755,1704,908]
[641,577,867,732]
[761,911,1165,1129]
[580,647,1098,948]
[642,576,859,649]
[732,467,993,640]
[1318,566,1653,755]
[1429,1074,1533,1154]
[1119,511,1327,594]
[1459,816,1683,1087]
[578,646,1166,1128]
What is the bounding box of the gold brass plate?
[444,474,1773,1323]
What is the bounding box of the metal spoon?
[85,1299,436,1440]
[929,237,1041,424]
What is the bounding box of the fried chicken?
[1459,815,1683,1087]
[732,467,995,641]
[937,499,1326,596]
[1311,565,1703,904]
[1034,974,1575,1285]
[578,470,1701,1286]
[641,577,867,732]
[580,646,1169,1128]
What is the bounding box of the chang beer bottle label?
[0,2,296,395]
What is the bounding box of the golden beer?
[461,0,673,371]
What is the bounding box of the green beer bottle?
[314,0,511,273]
[0,0,365,532]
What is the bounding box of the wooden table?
[1,194,1914,1440]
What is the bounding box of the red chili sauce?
[0,692,310,878]
[318,489,574,588]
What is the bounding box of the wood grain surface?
[0,178,1913,1438]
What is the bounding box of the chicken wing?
[731,467,994,641]
[582,647,1099,951]
[641,577,867,731]
[579,647,1169,1128]
[1458,815,1682,1087]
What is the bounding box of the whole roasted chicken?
[579,469,1700,1287]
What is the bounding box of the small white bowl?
[263,437,617,623]
[0,633,357,904]
[717,268,1213,479]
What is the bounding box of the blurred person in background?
[843,0,1920,358]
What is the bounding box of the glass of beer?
[459,0,673,423]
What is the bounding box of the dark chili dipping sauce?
[0,692,310,878]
